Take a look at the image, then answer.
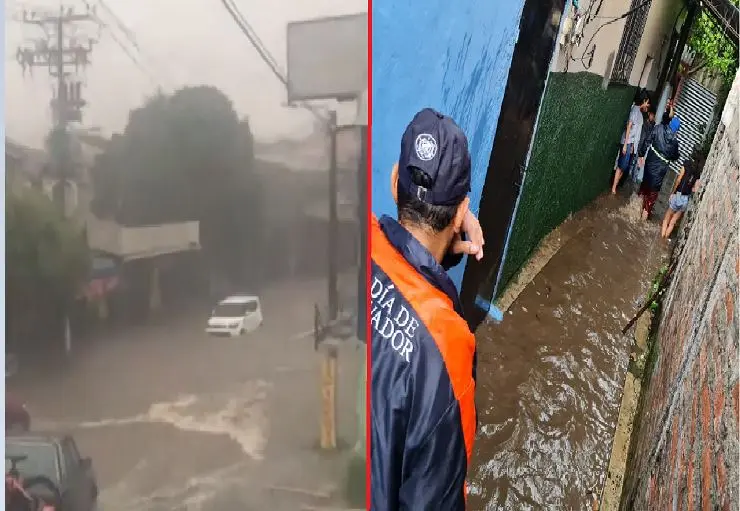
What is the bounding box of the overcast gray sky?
[4,0,365,148]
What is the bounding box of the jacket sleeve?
[398,404,468,511]
[667,140,680,161]
[638,129,653,157]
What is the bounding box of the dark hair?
[634,88,650,106]
[687,145,708,178]
[648,104,657,116]
[397,167,460,233]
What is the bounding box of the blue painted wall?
[372,1,526,289]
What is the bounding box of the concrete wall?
[87,215,200,260]
[622,71,739,510]
[371,0,526,288]
[553,0,681,88]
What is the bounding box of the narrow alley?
[468,193,669,510]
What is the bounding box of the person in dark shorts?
[661,147,706,238]
[611,89,651,194]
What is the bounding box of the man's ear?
[452,197,470,233]
[391,163,399,204]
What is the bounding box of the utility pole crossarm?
[14,3,98,214]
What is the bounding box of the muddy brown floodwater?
[468,194,669,511]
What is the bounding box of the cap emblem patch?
[414,133,437,161]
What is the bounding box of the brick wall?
[622,71,739,510]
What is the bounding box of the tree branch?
[687,60,707,76]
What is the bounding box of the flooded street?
[8,277,362,511]
[469,194,669,510]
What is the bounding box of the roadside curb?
[599,311,653,510]
[494,217,580,314]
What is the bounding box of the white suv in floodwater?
[206,295,263,337]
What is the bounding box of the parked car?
[6,393,30,432]
[5,432,98,511]
[205,295,263,337]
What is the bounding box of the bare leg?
[665,210,683,239]
[661,209,674,238]
[611,169,623,194]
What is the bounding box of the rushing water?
[468,195,668,511]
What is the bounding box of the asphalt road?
[9,277,364,511]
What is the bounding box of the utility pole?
[328,110,339,322]
[16,5,96,214]
[15,5,97,358]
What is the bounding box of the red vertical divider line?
[365,0,373,508]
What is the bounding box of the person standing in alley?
[661,146,705,238]
[370,108,483,511]
[611,89,651,194]
[637,107,681,220]
[632,104,657,185]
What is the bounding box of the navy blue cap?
[398,108,471,206]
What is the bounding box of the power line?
[219,0,286,85]
[81,0,163,90]
[574,0,653,66]
[217,0,326,121]
[97,0,139,50]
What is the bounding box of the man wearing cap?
[370,108,482,510]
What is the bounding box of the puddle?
[469,194,667,510]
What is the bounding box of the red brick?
[670,416,679,468]
[701,381,712,445]
[714,357,725,434]
[716,452,727,507]
[712,306,720,333]
[700,382,713,511]
[726,290,735,324]
[702,446,712,511]
[689,391,699,449]
[688,458,696,511]
[669,416,678,502]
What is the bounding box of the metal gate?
[671,77,718,170]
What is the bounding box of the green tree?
[687,1,739,83]
[6,189,89,350]
[90,86,260,284]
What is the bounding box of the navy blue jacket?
[370,215,477,510]
[638,122,680,191]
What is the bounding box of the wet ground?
[468,192,669,510]
[8,276,363,511]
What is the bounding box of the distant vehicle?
[5,433,98,511]
[6,393,30,432]
[206,295,263,337]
